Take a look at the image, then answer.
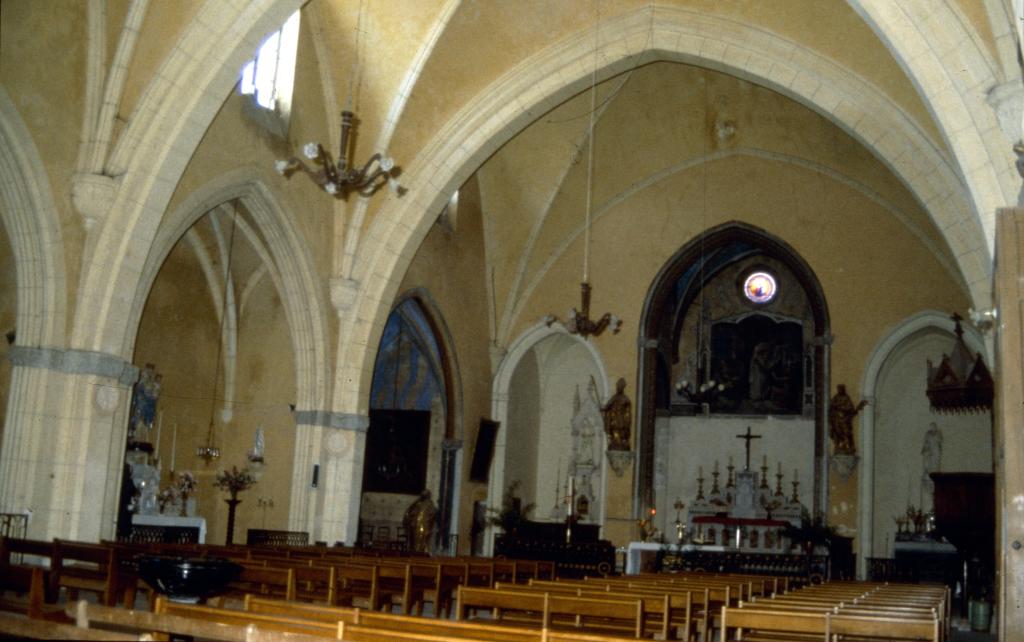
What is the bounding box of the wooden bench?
[455,586,646,637]
[74,600,334,641]
[0,563,57,620]
[212,564,297,606]
[155,596,339,638]
[0,609,150,640]
[51,539,129,606]
[720,606,829,641]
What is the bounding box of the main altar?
[629,427,816,576]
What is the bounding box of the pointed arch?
[857,310,987,578]
[130,168,330,413]
[636,222,830,518]
[0,87,67,348]
[338,4,990,431]
[487,322,611,554]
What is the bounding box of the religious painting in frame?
[362,408,431,494]
[708,314,803,414]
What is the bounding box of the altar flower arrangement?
[175,471,197,516]
[157,487,177,514]
[214,466,257,499]
[176,471,197,496]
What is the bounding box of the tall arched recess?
[635,222,831,519]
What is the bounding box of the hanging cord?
[346,0,367,112]
[202,201,240,452]
[583,0,600,284]
[697,69,711,379]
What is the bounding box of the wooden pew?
[719,606,829,641]
[212,564,297,606]
[828,611,940,642]
[52,539,125,606]
[0,610,150,640]
[155,596,339,638]
[455,587,646,637]
[73,600,334,641]
[0,563,59,620]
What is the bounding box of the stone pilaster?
[288,410,368,545]
[0,348,136,541]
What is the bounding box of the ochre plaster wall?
[0,0,87,335]
[396,176,493,553]
[132,223,296,546]
[463,63,970,546]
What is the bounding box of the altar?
[131,514,207,543]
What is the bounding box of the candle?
[170,422,177,471]
[794,468,799,482]
[763,454,767,468]
[698,465,703,478]
[714,460,719,473]
[155,411,163,459]
[778,461,782,475]
[728,455,733,467]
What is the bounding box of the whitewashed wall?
[654,415,815,535]
[870,329,992,558]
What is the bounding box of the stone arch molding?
[486,322,611,554]
[339,4,992,419]
[0,86,67,347]
[848,1,1019,250]
[856,309,987,579]
[131,168,331,414]
[71,0,303,357]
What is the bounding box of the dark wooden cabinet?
[930,472,995,601]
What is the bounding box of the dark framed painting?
[362,409,431,494]
[708,314,804,414]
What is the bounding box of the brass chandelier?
[275,110,402,199]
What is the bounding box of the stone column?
[290,410,368,546]
[438,438,463,553]
[0,348,136,541]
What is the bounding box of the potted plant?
[214,466,257,544]
[487,480,535,537]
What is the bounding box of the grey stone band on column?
[8,346,138,385]
[294,410,369,432]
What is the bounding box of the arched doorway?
[487,323,610,555]
[858,311,991,578]
[360,295,461,552]
[637,222,830,533]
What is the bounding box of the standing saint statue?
[921,422,943,475]
[403,490,437,553]
[920,422,943,510]
[129,363,162,442]
[602,377,632,451]
[828,384,868,455]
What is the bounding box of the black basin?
[136,555,241,603]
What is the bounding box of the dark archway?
[635,222,830,518]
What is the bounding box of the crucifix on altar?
[736,426,762,471]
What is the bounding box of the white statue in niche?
[920,422,943,510]
[922,422,943,475]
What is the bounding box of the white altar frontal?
[131,514,207,543]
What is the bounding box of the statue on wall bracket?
[828,383,867,482]
[602,377,635,477]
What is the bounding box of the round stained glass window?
[743,271,777,304]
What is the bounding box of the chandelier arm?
[353,153,384,183]
[289,158,331,188]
